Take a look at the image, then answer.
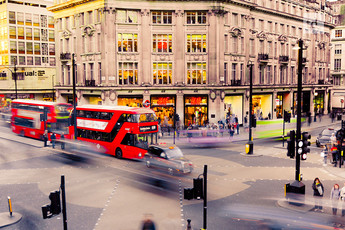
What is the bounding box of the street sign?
[143,100,150,108]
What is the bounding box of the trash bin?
[337,114,342,121]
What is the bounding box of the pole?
[282,115,285,147]
[203,165,207,230]
[7,196,12,217]
[52,75,55,102]
[61,175,67,230]
[14,61,17,99]
[295,39,303,181]
[249,64,253,142]
[72,54,77,140]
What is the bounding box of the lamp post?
[52,74,55,102]
[246,61,254,154]
[72,53,77,140]
[14,60,17,99]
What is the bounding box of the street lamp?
[246,60,254,155]
[2,58,18,99]
[72,53,77,140]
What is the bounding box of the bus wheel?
[146,161,151,168]
[115,148,122,159]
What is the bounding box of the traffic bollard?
[186,219,192,230]
[8,196,12,217]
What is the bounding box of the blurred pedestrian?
[141,214,156,230]
[331,133,337,148]
[308,112,311,126]
[51,133,56,149]
[60,132,65,150]
[331,111,335,123]
[330,184,340,215]
[312,177,324,212]
[340,183,345,216]
[244,114,248,132]
[234,115,239,135]
[322,145,328,166]
[43,130,48,147]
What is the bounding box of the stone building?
[49,0,334,128]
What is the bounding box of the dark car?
[316,127,339,147]
[144,144,193,175]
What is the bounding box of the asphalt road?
[0,123,345,230]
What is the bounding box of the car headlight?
[138,153,142,157]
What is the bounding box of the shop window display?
[184,96,208,127]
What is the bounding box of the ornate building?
[49,0,334,128]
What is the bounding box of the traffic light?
[42,190,61,219]
[301,132,311,160]
[252,116,257,128]
[284,111,291,123]
[287,130,295,158]
[40,109,48,122]
[184,188,194,200]
[193,178,203,200]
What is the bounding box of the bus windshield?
[132,113,157,123]
[121,133,158,150]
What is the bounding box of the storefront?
[313,90,324,114]
[117,95,143,107]
[150,95,176,127]
[43,93,55,101]
[275,92,290,119]
[184,95,208,127]
[223,95,243,124]
[252,94,273,120]
[293,91,311,116]
[88,96,102,105]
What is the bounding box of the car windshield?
[321,129,334,136]
[165,147,184,159]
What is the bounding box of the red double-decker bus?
[76,105,159,159]
[11,99,73,139]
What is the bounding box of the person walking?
[322,145,328,166]
[60,132,65,150]
[340,183,345,216]
[43,130,48,147]
[331,184,341,215]
[141,214,156,230]
[312,177,324,212]
[331,133,337,148]
[51,133,56,149]
[234,115,239,135]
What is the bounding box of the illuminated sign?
[77,119,108,130]
[139,125,157,132]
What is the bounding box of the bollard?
[186,219,192,230]
[8,196,12,217]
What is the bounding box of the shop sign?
[191,97,202,105]
[139,125,157,132]
[157,97,169,105]
[275,99,280,106]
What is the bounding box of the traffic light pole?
[295,39,303,182]
[72,54,77,140]
[61,175,67,230]
[203,165,207,230]
[246,62,254,154]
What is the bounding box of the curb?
[0,212,22,228]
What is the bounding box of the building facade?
[0,0,56,102]
[49,0,334,128]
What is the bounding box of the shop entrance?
[151,95,176,128]
[252,94,273,120]
[184,95,208,128]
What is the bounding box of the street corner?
[0,212,22,228]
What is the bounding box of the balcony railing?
[85,80,95,87]
[230,79,241,86]
[60,52,71,61]
[258,53,269,61]
[279,55,289,63]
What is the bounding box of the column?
[324,89,329,115]
[176,92,184,128]
[103,8,116,85]
[208,11,217,84]
[141,9,150,84]
[174,10,184,84]
[273,90,277,119]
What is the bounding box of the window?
[224,34,228,53]
[335,44,342,55]
[240,64,244,82]
[267,66,271,84]
[118,62,138,85]
[259,19,264,31]
[335,59,341,71]
[88,11,93,24]
[48,16,54,28]
[10,41,17,54]
[34,43,40,55]
[291,66,295,84]
[17,12,24,25]
[187,62,206,84]
[26,42,33,54]
[33,14,39,26]
[240,37,244,54]
[117,33,138,52]
[250,39,254,55]
[152,11,172,24]
[240,15,245,27]
[41,15,47,27]
[27,56,33,65]
[42,43,48,55]
[232,37,238,53]
[34,28,40,40]
[232,63,236,81]
[90,63,94,80]
[99,62,102,84]
[26,28,32,40]
[152,62,172,85]
[186,11,206,24]
[49,30,54,42]
[18,42,25,54]
[224,63,227,83]
[259,66,264,84]
[186,34,206,53]
[49,44,55,55]
[17,27,24,39]
[9,26,16,39]
[116,10,138,23]
[153,34,172,53]
[41,29,48,41]
[80,12,84,25]
[35,57,41,65]
[9,11,15,24]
